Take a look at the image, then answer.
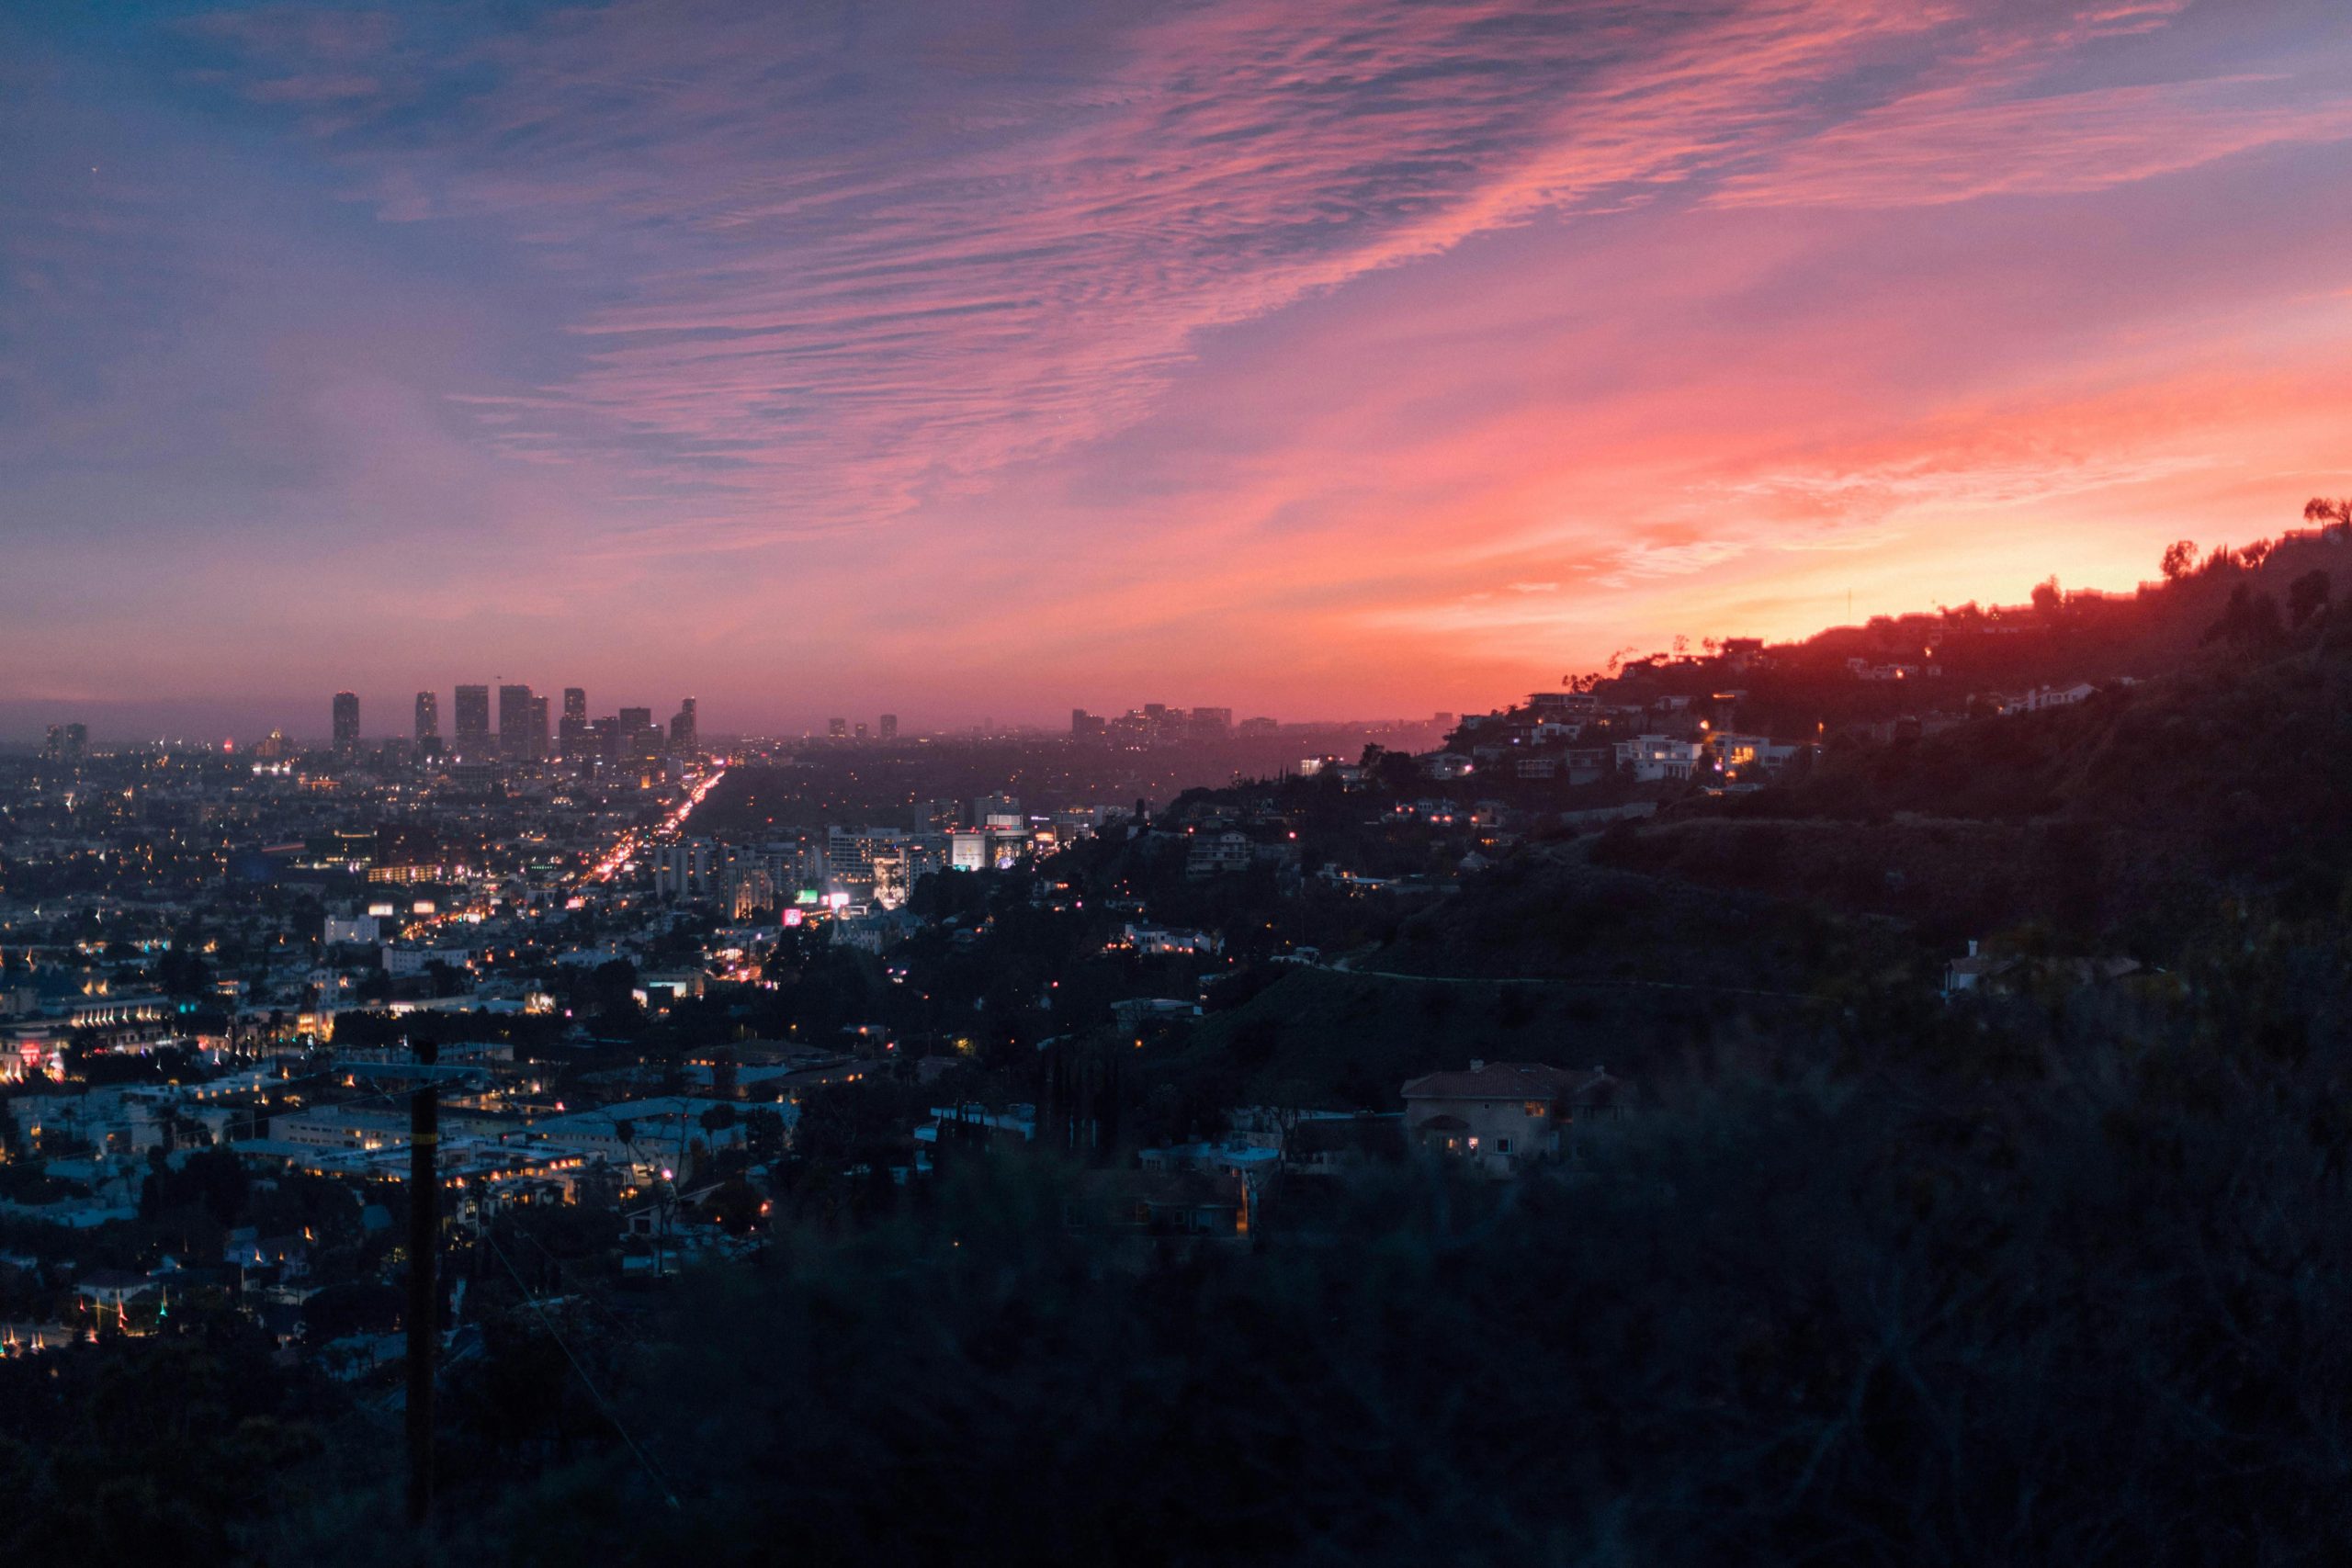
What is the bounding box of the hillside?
[1617,627,2352,947]
[1149,959,1832,1113]
[1230,520,2352,1078]
[1542,515,2352,742]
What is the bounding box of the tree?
[2160,539,2197,581]
[2201,582,2284,649]
[743,1107,788,1163]
[586,958,642,1026]
[2030,577,2064,622]
[2290,569,2332,629]
[141,1148,248,1228]
[154,944,211,999]
[2305,496,2351,533]
[703,1176,765,1235]
[1362,748,1419,795]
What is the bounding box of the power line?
[480,1225,681,1511]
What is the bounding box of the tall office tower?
[854,722,868,742]
[414,691,439,745]
[526,694,550,761]
[828,716,848,739]
[1188,706,1233,740]
[618,706,658,763]
[333,691,360,757]
[651,838,713,898]
[497,683,535,761]
[453,685,492,759]
[668,696,698,756]
[879,713,899,740]
[557,689,586,760]
[42,722,88,764]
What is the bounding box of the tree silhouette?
[2289,569,2331,629]
[2201,582,2284,649]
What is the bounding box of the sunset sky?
[5,1,2350,739]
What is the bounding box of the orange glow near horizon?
[3,3,2350,734]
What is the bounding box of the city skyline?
[18,686,1432,750]
[6,3,2352,738]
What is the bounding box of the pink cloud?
[1718,76,2352,208]
[203,0,2283,555]
[14,1,2352,728]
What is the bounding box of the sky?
[4,0,2350,740]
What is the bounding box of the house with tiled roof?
[1401,1060,1618,1177]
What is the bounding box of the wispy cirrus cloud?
[177,0,2346,554]
[7,0,2352,731]
[1717,74,2352,208]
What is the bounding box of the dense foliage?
[268,912,2352,1566]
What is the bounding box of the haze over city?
[7,1,2350,738]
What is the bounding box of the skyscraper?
[454,685,492,759]
[332,691,360,757]
[414,691,439,745]
[619,706,658,762]
[555,689,590,762]
[526,694,550,761]
[879,713,899,740]
[828,716,848,739]
[498,684,535,761]
[669,696,698,756]
[42,723,88,765]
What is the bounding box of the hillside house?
[1402,1061,1619,1177]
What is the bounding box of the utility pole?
[405,1037,440,1529]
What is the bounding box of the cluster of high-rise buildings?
[39,723,90,766]
[1069,704,1265,743]
[329,686,698,765]
[823,714,899,742]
